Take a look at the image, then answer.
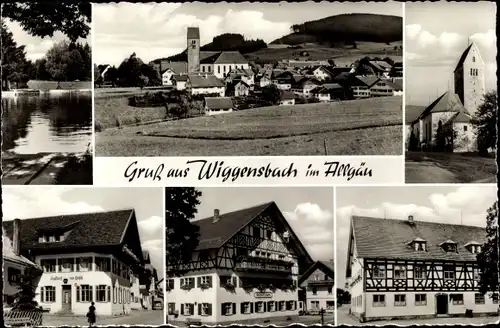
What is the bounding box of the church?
[345,215,498,323]
[410,42,485,152]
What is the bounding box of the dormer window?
[39,233,65,243]
[465,241,482,254]
[439,239,458,253]
[408,238,427,252]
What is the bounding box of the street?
[41,310,164,326]
[337,305,499,325]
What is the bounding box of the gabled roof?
[298,260,335,286]
[2,210,137,254]
[205,96,233,110]
[161,62,187,75]
[187,27,200,39]
[214,51,248,65]
[351,216,486,262]
[3,234,39,268]
[386,79,403,91]
[173,74,189,82]
[351,76,380,87]
[438,239,457,246]
[454,43,473,73]
[445,111,472,125]
[188,74,225,88]
[418,90,468,119]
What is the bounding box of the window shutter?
[294,301,297,310]
[107,286,111,302]
[90,286,94,302]
[76,286,80,302]
[208,304,212,316]
[250,302,254,313]
[172,280,175,289]
[181,304,184,315]
[221,303,225,315]
[41,287,45,302]
[198,303,202,315]
[232,303,236,315]
[208,276,213,287]
[197,277,201,288]
[263,301,267,312]
[240,303,244,314]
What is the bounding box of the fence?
[3,309,43,327]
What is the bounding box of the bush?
[129,91,168,107]
[95,120,103,133]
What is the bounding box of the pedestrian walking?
[87,302,96,327]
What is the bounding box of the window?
[202,66,205,73]
[312,287,317,295]
[241,302,252,314]
[266,230,272,239]
[253,227,261,238]
[414,242,426,251]
[78,285,93,303]
[451,294,464,305]
[443,266,455,280]
[59,258,74,272]
[394,265,406,279]
[473,56,476,62]
[327,287,333,294]
[218,66,220,74]
[475,293,485,304]
[76,257,92,272]
[473,268,481,281]
[464,125,468,132]
[256,301,265,313]
[200,303,212,316]
[182,303,194,316]
[41,259,57,273]
[372,265,386,278]
[96,285,108,302]
[199,275,212,288]
[311,301,320,310]
[415,294,426,306]
[492,293,499,304]
[286,300,294,310]
[95,257,110,272]
[373,294,386,307]
[222,302,234,315]
[279,301,286,311]
[166,279,174,290]
[168,303,176,315]
[113,287,117,303]
[394,294,406,306]
[41,286,56,303]
[208,66,211,73]
[7,267,21,283]
[414,265,426,279]
[267,301,276,312]
[180,277,195,288]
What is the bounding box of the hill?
[271,13,402,46]
[405,105,426,124]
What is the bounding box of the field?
[95,96,402,156]
[405,151,497,183]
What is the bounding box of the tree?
[11,267,42,310]
[2,2,91,42]
[434,121,446,152]
[472,91,497,154]
[1,20,30,89]
[166,188,202,276]
[408,130,419,151]
[262,84,281,106]
[116,53,143,87]
[477,201,498,298]
[337,288,351,306]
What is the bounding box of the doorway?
[436,294,448,315]
[61,285,72,312]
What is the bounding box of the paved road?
[337,305,498,325]
[42,310,164,326]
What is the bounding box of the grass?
[96,96,402,156]
[405,151,497,183]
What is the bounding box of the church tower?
[187,27,200,73]
[453,41,485,116]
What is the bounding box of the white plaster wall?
[191,86,225,97]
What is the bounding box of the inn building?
[2,209,155,316]
[166,201,314,325]
[345,215,498,322]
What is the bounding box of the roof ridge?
[4,208,135,222]
[195,201,275,222]
[352,215,485,229]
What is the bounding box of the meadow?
[96,96,402,156]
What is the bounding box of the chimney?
[13,218,21,256]
[408,215,414,225]
[213,209,220,223]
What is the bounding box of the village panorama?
[93,3,403,156]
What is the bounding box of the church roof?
[445,111,472,125]
[454,43,473,73]
[418,90,468,119]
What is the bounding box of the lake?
[1,92,92,154]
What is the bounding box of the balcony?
[308,279,334,286]
[234,256,293,274]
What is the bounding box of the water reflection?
[2,92,92,154]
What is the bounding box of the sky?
[2,187,164,279]
[193,187,334,262]
[335,185,497,288]
[93,1,403,66]
[405,1,497,106]
[4,19,91,62]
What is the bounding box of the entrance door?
[436,294,448,315]
[61,285,72,312]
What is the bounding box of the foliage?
[477,201,498,297]
[166,188,202,276]
[2,2,91,42]
[1,20,30,89]
[54,154,93,185]
[43,40,92,81]
[336,288,351,305]
[261,84,281,106]
[115,53,161,87]
[472,91,497,154]
[11,267,42,310]
[408,130,419,151]
[434,121,447,152]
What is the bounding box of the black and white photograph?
[1,3,93,185]
[405,1,497,183]
[336,185,499,325]
[93,1,403,157]
[166,187,334,325]
[2,187,165,326]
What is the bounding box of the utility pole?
[320,307,325,325]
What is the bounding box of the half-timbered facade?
[298,260,335,314]
[2,210,154,317]
[345,215,498,322]
[166,201,314,325]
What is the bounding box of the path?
[42,310,163,326]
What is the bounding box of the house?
[256,75,271,88]
[390,62,403,79]
[138,251,161,310]
[161,62,188,86]
[355,58,392,77]
[347,76,380,99]
[272,71,294,90]
[312,66,333,81]
[279,91,296,106]
[200,51,250,79]
[173,75,189,91]
[310,83,348,102]
[204,97,234,115]
[291,78,320,98]
[165,202,314,325]
[225,67,255,87]
[310,87,331,102]
[187,74,226,97]
[345,215,498,322]
[234,80,250,97]
[369,79,403,97]
[298,260,335,314]
[2,210,152,316]
[2,219,42,307]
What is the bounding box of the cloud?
[405,24,422,40]
[2,187,104,220]
[471,29,497,50]
[138,216,163,238]
[284,203,333,261]
[93,3,291,66]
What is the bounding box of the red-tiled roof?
[205,96,233,110]
[351,216,486,262]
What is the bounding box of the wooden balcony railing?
[234,256,293,274]
[308,279,334,286]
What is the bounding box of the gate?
[3,309,43,327]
